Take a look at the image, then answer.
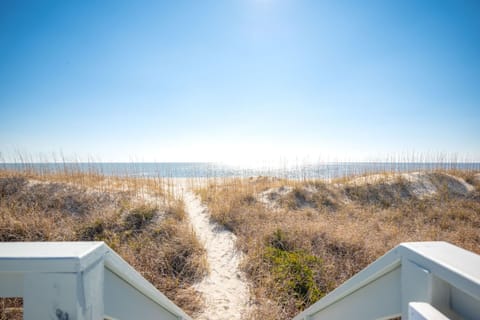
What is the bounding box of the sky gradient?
[1,0,479,163]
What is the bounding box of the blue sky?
[1,0,479,163]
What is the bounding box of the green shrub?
[264,246,323,307]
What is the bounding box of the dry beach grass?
[0,167,479,320]
[194,170,480,319]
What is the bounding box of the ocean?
[2,162,480,180]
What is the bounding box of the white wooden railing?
[1,241,479,319]
[0,242,191,320]
[293,242,480,320]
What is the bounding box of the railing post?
[400,255,462,319]
[401,259,432,318]
[0,242,107,320]
[23,259,104,320]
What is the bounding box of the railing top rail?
[0,241,107,272]
[400,242,480,286]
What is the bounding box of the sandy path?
[181,190,250,320]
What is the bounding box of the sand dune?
[257,171,475,210]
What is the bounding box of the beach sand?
[172,179,250,320]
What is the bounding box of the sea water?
[2,162,479,180]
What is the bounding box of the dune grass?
[194,170,480,319]
[0,169,208,318]
[1,163,479,320]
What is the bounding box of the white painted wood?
[81,257,105,319]
[104,269,178,320]
[294,242,480,320]
[399,242,480,302]
[293,245,402,319]
[0,272,23,297]
[429,276,451,317]
[1,241,478,320]
[23,271,100,320]
[309,267,401,320]
[401,259,432,316]
[409,302,450,320]
[0,241,107,273]
[450,285,480,320]
[104,248,191,319]
[0,242,191,320]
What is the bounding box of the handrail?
[0,241,191,320]
[104,247,191,319]
[1,241,479,320]
[293,242,480,320]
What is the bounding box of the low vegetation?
[0,170,207,318]
[195,171,480,319]
[1,166,478,320]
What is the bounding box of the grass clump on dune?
[195,170,480,319]
[264,244,323,308]
[263,229,323,309]
[0,170,208,317]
